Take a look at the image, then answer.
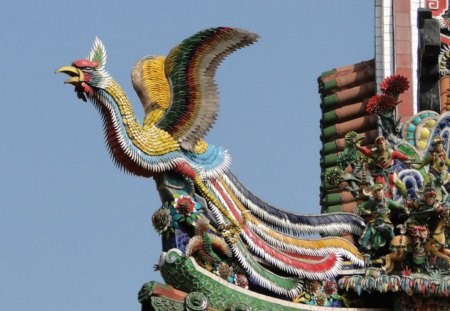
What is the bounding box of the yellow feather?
[142,57,171,108]
[193,139,209,154]
[107,82,179,156]
[138,56,171,127]
[164,44,181,77]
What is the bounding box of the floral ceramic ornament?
[366,94,398,114]
[366,74,409,115]
[152,206,174,239]
[170,195,201,227]
[380,74,409,97]
[235,274,249,289]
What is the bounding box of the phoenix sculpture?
[57,27,365,298]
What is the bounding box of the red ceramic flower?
[174,196,196,216]
[402,266,412,277]
[380,74,409,96]
[366,94,398,114]
[324,280,337,295]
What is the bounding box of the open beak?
[55,66,85,85]
[55,66,88,101]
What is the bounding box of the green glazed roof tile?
[322,141,338,154]
[322,125,337,140]
[319,68,337,79]
[322,94,339,108]
[323,193,342,206]
[323,153,338,167]
[323,110,337,124]
[327,204,343,213]
[322,79,338,93]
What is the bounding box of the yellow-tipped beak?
[55,66,85,84]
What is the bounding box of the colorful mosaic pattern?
[57,23,450,310]
[57,27,366,306]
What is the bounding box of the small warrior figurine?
[414,137,450,201]
[357,135,410,198]
[358,183,408,253]
[405,186,445,267]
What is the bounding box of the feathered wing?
[131,55,172,127]
[132,27,259,150]
[163,27,259,150]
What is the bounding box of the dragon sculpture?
[57,27,365,298]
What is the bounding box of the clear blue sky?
[1,1,373,310]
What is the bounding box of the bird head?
[56,37,111,101]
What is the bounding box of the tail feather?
[224,171,364,236]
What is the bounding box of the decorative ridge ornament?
[57,27,366,306]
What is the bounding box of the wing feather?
[131,56,171,127]
[161,27,259,149]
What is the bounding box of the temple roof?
[318,59,377,217]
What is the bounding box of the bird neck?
[90,79,179,176]
[103,80,142,138]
